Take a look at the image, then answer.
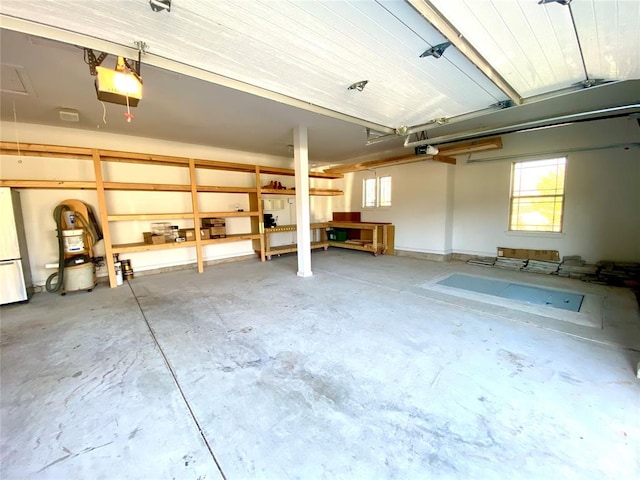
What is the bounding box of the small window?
[362,176,392,208]
[379,176,392,207]
[510,157,566,232]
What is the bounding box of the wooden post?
[188,158,204,273]
[92,150,117,288]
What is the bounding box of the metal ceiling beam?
[404,104,640,147]
[0,15,396,135]
[406,0,523,106]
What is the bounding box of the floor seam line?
[127,281,227,480]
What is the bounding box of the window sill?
[505,230,565,238]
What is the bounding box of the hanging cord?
[45,205,99,293]
[12,100,22,161]
[46,204,70,293]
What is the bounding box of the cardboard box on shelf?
[143,232,166,245]
[497,247,560,261]
[210,226,226,236]
[202,218,226,227]
[179,228,209,241]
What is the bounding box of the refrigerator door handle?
[0,260,18,266]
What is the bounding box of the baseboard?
[395,250,453,262]
[451,252,477,262]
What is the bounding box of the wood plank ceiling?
[2,0,636,133]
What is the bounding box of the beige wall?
[343,116,640,263]
[344,162,453,254]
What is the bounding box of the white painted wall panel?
[339,116,639,262]
[452,118,640,262]
[347,162,451,254]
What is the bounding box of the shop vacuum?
[46,200,102,295]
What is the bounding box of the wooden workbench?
[263,222,329,260]
[327,221,394,256]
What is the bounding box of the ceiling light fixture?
[420,41,451,59]
[85,48,143,107]
[538,0,571,5]
[347,80,368,92]
[415,145,439,155]
[149,0,171,12]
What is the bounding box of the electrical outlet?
[287,198,294,204]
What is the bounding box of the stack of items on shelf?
[494,257,527,270]
[521,259,560,274]
[585,261,640,287]
[202,218,226,238]
[466,256,496,267]
[263,181,289,190]
[144,222,171,244]
[557,256,598,279]
[144,222,211,244]
[178,227,210,241]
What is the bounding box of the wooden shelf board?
[111,240,197,254]
[201,233,261,245]
[258,165,343,179]
[265,222,329,233]
[328,241,375,251]
[261,188,343,196]
[103,182,191,192]
[0,142,93,159]
[199,210,259,218]
[0,179,97,189]
[196,185,257,193]
[266,241,329,254]
[0,141,344,178]
[108,213,194,221]
[193,159,257,173]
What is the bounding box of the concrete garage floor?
[1,250,639,479]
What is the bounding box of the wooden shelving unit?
[0,141,344,287]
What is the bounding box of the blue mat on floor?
[437,274,584,312]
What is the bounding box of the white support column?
[294,125,312,277]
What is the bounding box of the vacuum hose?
[45,204,98,293]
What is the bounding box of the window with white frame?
[509,157,566,232]
[362,176,392,208]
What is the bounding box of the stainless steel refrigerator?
[0,187,33,304]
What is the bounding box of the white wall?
[453,117,640,262]
[1,122,340,285]
[345,161,453,254]
[341,116,640,263]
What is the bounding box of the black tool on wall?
[263,213,277,228]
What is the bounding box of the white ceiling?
[1,0,639,163]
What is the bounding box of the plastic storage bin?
[327,228,348,242]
